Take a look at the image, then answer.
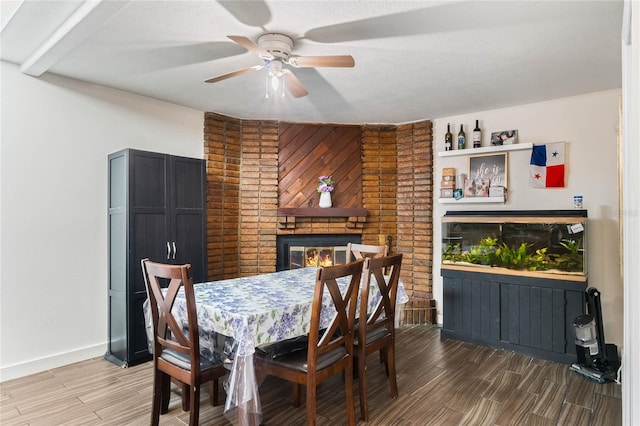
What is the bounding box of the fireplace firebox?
[276,234,362,271]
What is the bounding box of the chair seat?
[160,348,224,371]
[256,335,310,359]
[354,327,390,347]
[256,346,347,373]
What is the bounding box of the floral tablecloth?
[145,266,408,425]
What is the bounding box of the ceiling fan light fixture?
[271,74,280,91]
[206,32,352,99]
[265,60,285,96]
[267,60,283,77]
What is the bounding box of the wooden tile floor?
[0,326,621,425]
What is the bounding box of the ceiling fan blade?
[283,70,309,98]
[204,65,263,83]
[304,7,436,43]
[218,1,271,27]
[288,55,355,68]
[227,35,273,59]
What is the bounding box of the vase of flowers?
[317,175,334,208]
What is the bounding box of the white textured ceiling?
[0,0,623,124]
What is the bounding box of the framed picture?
[469,153,508,189]
[491,129,518,146]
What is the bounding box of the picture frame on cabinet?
[469,152,508,189]
[491,129,518,145]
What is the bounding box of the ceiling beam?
[0,0,24,33]
[20,0,130,77]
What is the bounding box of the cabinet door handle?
[167,241,171,259]
[172,242,177,260]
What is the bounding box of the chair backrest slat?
[347,243,388,262]
[360,254,403,334]
[141,258,201,370]
[310,260,364,360]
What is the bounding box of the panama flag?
[530,142,565,188]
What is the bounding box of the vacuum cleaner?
[570,287,620,383]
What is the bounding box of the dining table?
[144,265,408,425]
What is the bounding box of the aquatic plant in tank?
[442,236,584,274]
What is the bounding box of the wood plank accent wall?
[278,123,362,208]
[203,113,434,307]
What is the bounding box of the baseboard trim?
[0,343,107,382]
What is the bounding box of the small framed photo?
[464,179,476,197]
[474,179,491,197]
[469,153,508,190]
[491,129,518,146]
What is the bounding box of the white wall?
[432,89,623,348]
[0,61,204,381]
[621,0,640,422]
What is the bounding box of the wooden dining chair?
[141,259,227,426]
[355,253,403,421]
[347,242,388,261]
[255,259,365,426]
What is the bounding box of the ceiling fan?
[204,33,355,98]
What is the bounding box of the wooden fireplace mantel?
[277,208,368,230]
[277,208,368,217]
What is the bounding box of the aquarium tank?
[441,210,587,279]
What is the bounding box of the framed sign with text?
[469,153,508,190]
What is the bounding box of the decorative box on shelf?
[489,186,505,197]
[440,189,454,198]
[439,167,456,199]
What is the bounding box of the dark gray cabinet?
[106,149,207,366]
[442,268,586,363]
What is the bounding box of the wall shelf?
[438,142,533,157]
[277,207,368,230]
[277,207,367,217]
[438,196,505,204]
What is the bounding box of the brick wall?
[397,121,434,300]
[203,114,434,308]
[238,120,279,277]
[361,125,398,248]
[203,113,241,280]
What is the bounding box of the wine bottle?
[457,124,466,149]
[473,120,481,148]
[445,124,453,151]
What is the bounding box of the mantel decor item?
[317,175,334,208]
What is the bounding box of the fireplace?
[276,234,362,271]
